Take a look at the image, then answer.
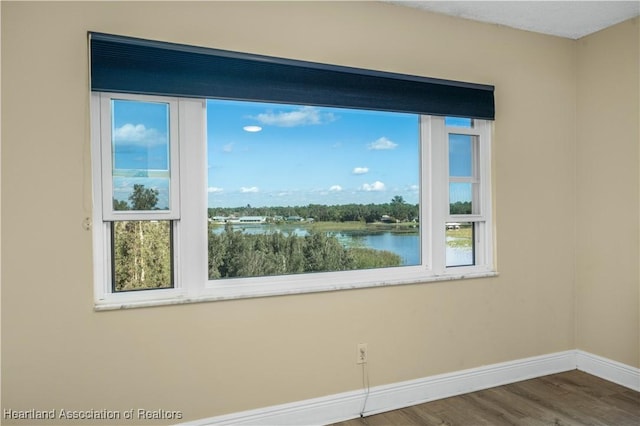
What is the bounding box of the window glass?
[206,99,420,280]
[112,220,173,292]
[111,100,171,211]
[449,182,473,214]
[445,116,473,128]
[449,134,479,215]
[449,134,473,177]
[446,222,474,267]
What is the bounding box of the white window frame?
[91,93,496,310]
[430,117,494,275]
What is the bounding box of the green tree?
[113,198,129,210]
[129,184,159,210]
[391,195,405,205]
[303,232,355,272]
[450,201,472,215]
[390,195,410,221]
[112,185,170,291]
[113,221,171,291]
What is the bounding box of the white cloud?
[361,181,386,191]
[329,185,343,192]
[254,106,335,127]
[352,167,369,175]
[114,123,165,146]
[207,187,224,193]
[222,143,234,153]
[240,186,259,193]
[368,137,398,150]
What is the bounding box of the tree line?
[209,195,421,223]
[209,199,472,222]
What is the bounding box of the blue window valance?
[90,32,495,120]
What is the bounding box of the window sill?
[93,270,499,311]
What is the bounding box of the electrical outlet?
[357,343,368,364]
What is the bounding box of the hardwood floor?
[330,370,639,426]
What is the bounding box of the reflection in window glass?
[446,222,474,267]
[206,99,420,279]
[112,221,173,292]
[449,134,479,215]
[449,134,473,177]
[111,100,171,210]
[450,182,473,214]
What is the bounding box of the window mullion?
[419,115,431,270]
[178,98,208,298]
[428,116,447,274]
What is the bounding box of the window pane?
[450,182,475,214]
[111,99,171,210]
[449,134,474,177]
[446,222,474,267]
[445,117,473,128]
[112,221,173,291]
[206,99,420,280]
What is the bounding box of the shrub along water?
[208,223,401,279]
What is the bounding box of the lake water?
[212,224,473,267]
[333,230,420,265]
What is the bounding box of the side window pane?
[449,134,479,215]
[446,222,474,267]
[449,134,473,177]
[112,221,173,292]
[206,99,420,280]
[449,183,473,214]
[111,100,171,211]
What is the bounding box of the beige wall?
[0,1,635,424]
[576,18,640,368]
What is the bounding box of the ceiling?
[386,1,640,39]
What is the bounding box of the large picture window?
[90,33,495,309]
[206,99,420,280]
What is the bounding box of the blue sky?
[206,99,420,208]
[110,98,473,210]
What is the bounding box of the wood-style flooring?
[330,370,639,426]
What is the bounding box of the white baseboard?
[180,350,640,425]
[576,350,640,391]
[180,350,577,426]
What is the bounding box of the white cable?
[359,361,371,417]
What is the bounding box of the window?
[206,99,421,280]
[96,95,180,293]
[90,33,495,309]
[444,120,491,268]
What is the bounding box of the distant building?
[381,215,397,223]
[210,216,230,223]
[238,216,267,224]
